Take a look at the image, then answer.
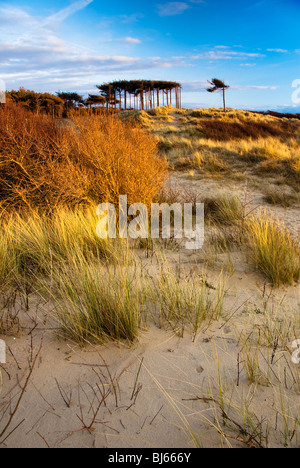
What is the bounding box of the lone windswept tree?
[207,79,230,112]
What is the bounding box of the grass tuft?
[246,213,300,286]
[150,258,225,337]
[204,194,244,226]
[52,254,144,345]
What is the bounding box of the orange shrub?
[0,104,87,210]
[73,113,168,208]
[0,104,168,211]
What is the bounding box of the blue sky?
[0,0,299,110]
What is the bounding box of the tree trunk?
[223,87,226,112]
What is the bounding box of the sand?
[0,267,299,448]
[0,175,299,448]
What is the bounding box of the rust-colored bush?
[198,119,297,142]
[0,104,85,210]
[72,113,168,208]
[0,104,168,211]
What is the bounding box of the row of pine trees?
[2,78,229,116]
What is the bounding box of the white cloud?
[232,85,278,91]
[124,37,142,44]
[267,49,288,53]
[158,2,190,16]
[47,0,94,23]
[191,50,265,60]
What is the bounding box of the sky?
[0,0,300,111]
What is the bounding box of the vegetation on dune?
[0,206,229,343]
[51,253,143,345]
[135,106,300,188]
[0,99,299,346]
[195,118,297,141]
[0,103,167,211]
[262,187,300,207]
[150,258,225,337]
[204,194,244,226]
[1,96,299,449]
[6,88,65,116]
[202,192,300,286]
[5,88,120,116]
[246,213,300,287]
[0,101,168,343]
[72,112,168,208]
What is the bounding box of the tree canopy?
[56,92,84,107]
[96,80,182,110]
[6,88,65,116]
[207,78,230,112]
[3,80,183,116]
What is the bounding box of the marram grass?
[0,231,16,292]
[149,257,226,337]
[1,207,129,280]
[1,206,138,342]
[51,253,145,345]
[246,213,300,286]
